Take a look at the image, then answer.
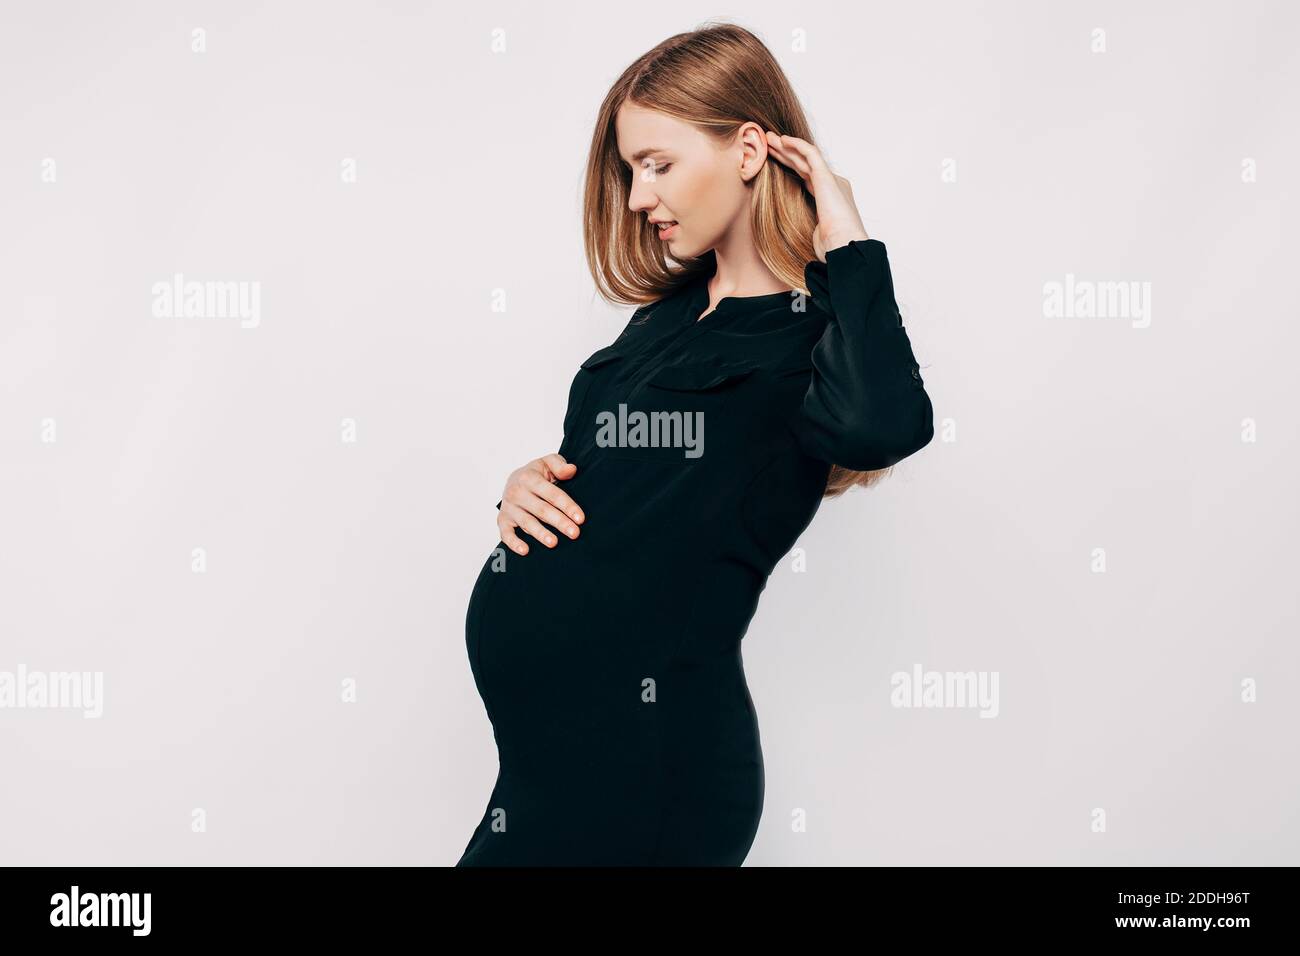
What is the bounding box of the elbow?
[821,392,934,472]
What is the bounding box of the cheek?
[674,168,727,228]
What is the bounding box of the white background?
[1,1,1296,864]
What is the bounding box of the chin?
[666,235,701,259]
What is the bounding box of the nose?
[626,170,657,216]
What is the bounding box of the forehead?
[614,103,694,162]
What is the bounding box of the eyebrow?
[622,147,668,167]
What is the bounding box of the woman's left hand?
[764,132,869,263]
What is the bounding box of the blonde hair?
[581,20,891,497]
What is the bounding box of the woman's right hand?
[497,453,585,555]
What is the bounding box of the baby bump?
[465,542,692,765]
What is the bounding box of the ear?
[736,122,769,182]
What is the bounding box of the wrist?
[823,229,870,253]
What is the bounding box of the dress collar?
[681,254,799,324]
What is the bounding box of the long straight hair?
[581,20,890,497]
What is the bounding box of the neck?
[706,220,792,300]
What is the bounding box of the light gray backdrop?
[2,1,1296,865]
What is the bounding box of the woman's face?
[615,101,756,258]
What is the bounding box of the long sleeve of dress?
[798,238,934,471]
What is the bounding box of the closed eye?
[627,160,671,176]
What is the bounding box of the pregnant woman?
[457,22,934,866]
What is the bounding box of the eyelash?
[630,162,671,176]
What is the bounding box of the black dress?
[457,239,933,866]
